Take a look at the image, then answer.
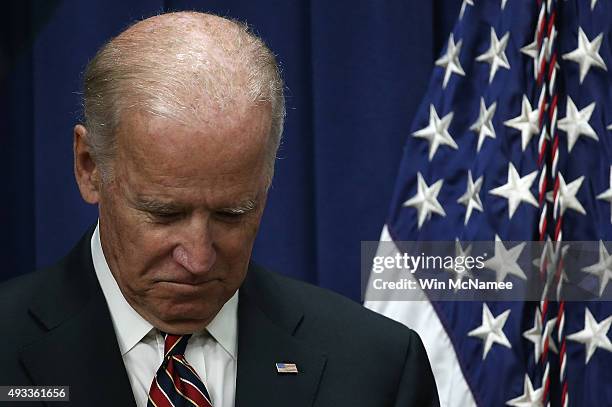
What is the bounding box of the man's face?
[96,105,272,334]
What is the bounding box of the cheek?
[107,226,176,288]
[213,220,260,263]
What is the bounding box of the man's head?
[73,12,285,334]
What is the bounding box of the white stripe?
[560,352,566,380]
[364,226,477,407]
[179,377,213,406]
[539,203,547,235]
[155,377,176,407]
[164,367,199,407]
[558,311,565,343]
[538,168,546,193]
[550,106,557,135]
[549,69,557,97]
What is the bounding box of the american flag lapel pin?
[276,362,298,374]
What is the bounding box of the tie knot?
[162,333,192,358]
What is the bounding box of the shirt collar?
[91,222,238,359]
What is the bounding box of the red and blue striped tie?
[147,333,213,407]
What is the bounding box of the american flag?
[275,362,299,374]
[365,0,612,406]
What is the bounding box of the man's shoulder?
[0,271,47,314]
[247,265,417,345]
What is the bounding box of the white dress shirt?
[91,223,238,407]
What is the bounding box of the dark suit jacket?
[0,230,439,407]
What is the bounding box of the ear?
[73,124,101,204]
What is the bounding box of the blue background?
[0,0,459,301]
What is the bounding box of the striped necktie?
[147,333,213,407]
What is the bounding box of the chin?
[150,301,221,333]
[156,319,211,335]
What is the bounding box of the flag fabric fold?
[365,0,612,405]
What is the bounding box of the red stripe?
[539,219,547,241]
[547,10,556,37]
[149,378,174,407]
[542,337,549,362]
[538,94,547,127]
[553,177,560,199]
[548,53,557,81]
[166,358,212,406]
[542,376,550,402]
[538,140,548,167]
[561,382,568,406]
[539,181,547,205]
[181,378,212,406]
[557,302,565,327]
[549,94,558,121]
[555,217,562,240]
[537,12,546,47]
[560,337,566,359]
[557,301,565,325]
[164,335,182,355]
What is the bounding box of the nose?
[172,217,216,275]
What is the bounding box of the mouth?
[158,278,217,286]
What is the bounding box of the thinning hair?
[81,11,285,183]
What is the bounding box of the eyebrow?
[133,197,257,214]
[217,199,257,214]
[133,198,184,213]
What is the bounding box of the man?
[0,11,439,407]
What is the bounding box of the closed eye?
[149,211,183,223]
[215,210,246,222]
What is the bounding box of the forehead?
[112,105,272,202]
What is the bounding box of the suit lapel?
[19,233,326,406]
[19,229,136,407]
[235,267,327,407]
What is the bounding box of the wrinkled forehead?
[115,102,272,164]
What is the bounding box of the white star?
[542,316,559,354]
[506,374,543,407]
[608,123,612,130]
[476,28,511,83]
[520,32,539,79]
[468,303,512,360]
[557,97,598,152]
[470,98,497,152]
[489,163,538,219]
[567,308,612,364]
[545,173,586,216]
[596,166,612,223]
[412,105,457,161]
[582,241,612,297]
[436,34,465,88]
[562,27,607,83]
[459,0,474,19]
[533,239,570,301]
[457,171,484,225]
[446,239,474,288]
[484,235,527,282]
[591,0,598,10]
[523,308,544,362]
[504,95,540,152]
[501,0,509,9]
[403,172,446,229]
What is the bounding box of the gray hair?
[81,11,285,183]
